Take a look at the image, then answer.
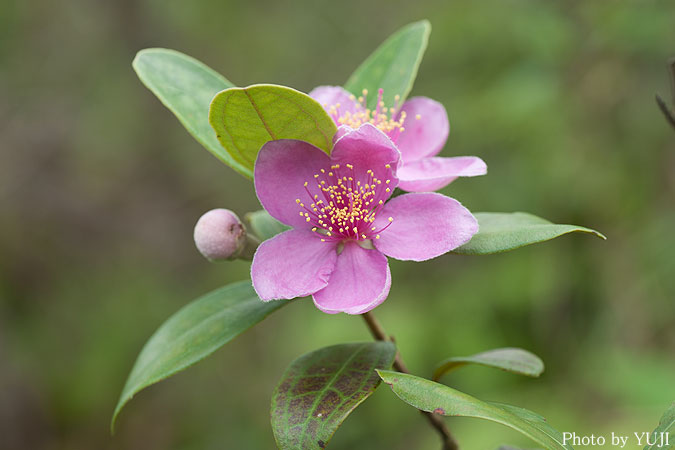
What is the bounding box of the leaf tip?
[404,19,430,33]
[131,49,151,74]
[110,407,121,435]
[110,393,132,435]
[375,369,396,386]
[131,47,168,71]
[583,228,606,241]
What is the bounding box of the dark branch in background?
[656,57,675,131]
[656,95,675,130]
[361,312,460,450]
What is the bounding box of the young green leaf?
[132,49,250,177]
[377,370,574,450]
[111,281,289,432]
[454,212,606,255]
[433,348,544,381]
[246,210,290,242]
[209,84,337,174]
[272,342,396,449]
[644,402,674,450]
[344,20,430,110]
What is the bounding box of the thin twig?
[361,311,459,450]
[656,94,675,131]
[656,58,675,131]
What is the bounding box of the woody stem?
[361,311,460,450]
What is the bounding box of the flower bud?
[194,209,247,261]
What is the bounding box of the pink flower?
[251,124,478,314]
[310,86,487,192]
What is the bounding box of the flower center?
[295,163,394,243]
[326,89,420,142]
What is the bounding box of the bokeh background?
[1,1,674,449]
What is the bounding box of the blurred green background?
[1,0,674,449]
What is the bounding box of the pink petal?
[309,86,361,124]
[373,193,478,261]
[397,156,487,192]
[251,229,338,300]
[312,242,391,314]
[333,125,353,144]
[395,97,449,163]
[255,139,331,228]
[331,124,401,199]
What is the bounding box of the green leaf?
[245,210,290,241]
[454,212,606,255]
[272,342,396,449]
[645,402,674,450]
[112,281,289,432]
[132,49,250,177]
[209,84,338,174]
[378,370,573,450]
[433,348,544,381]
[344,20,430,110]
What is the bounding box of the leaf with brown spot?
[378,370,574,450]
[271,342,396,449]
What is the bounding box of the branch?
[361,311,459,450]
[656,94,675,131]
